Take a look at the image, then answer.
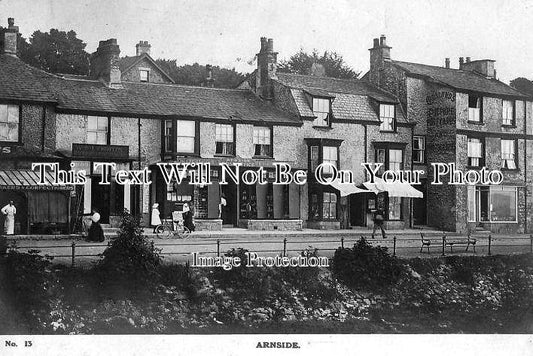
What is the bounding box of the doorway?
[413,179,427,225]
[221,181,237,226]
[91,178,110,224]
[349,194,366,227]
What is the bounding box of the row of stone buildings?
[0,18,531,234]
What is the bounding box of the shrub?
[332,237,404,291]
[96,210,161,294]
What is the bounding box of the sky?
[0,0,532,83]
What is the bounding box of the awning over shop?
[329,180,369,197]
[363,177,423,198]
[0,170,74,191]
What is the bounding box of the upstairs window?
[176,120,196,153]
[389,149,403,171]
[312,98,331,127]
[322,146,338,175]
[501,139,517,170]
[502,100,515,126]
[164,120,173,152]
[309,146,319,172]
[87,116,108,145]
[0,104,19,142]
[253,126,271,157]
[375,147,403,174]
[215,124,234,155]
[467,137,483,167]
[468,95,482,122]
[412,136,425,164]
[140,69,150,82]
[379,104,395,131]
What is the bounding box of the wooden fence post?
[71,241,76,267]
[393,236,397,257]
[217,239,220,257]
[441,233,446,256]
[283,238,287,257]
[488,234,492,256]
[341,237,344,249]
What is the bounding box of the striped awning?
[0,170,74,191]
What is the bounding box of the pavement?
[4,227,533,267]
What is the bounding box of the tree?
[156,59,245,89]
[19,29,90,75]
[278,49,360,79]
[510,77,533,97]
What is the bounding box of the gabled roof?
[118,53,175,83]
[273,72,408,124]
[275,72,399,103]
[391,60,528,98]
[0,55,58,103]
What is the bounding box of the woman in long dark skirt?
[182,202,195,232]
[87,211,105,242]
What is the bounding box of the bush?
[332,237,404,291]
[96,211,161,294]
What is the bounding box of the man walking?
[371,207,386,239]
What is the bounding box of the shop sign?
[72,143,129,160]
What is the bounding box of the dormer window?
[312,98,331,127]
[140,69,150,82]
[379,104,395,132]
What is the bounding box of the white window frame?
[0,104,19,143]
[87,115,108,145]
[312,98,330,127]
[139,68,150,82]
[502,99,514,126]
[389,149,403,171]
[468,186,518,223]
[322,192,337,220]
[253,126,271,157]
[322,146,338,175]
[468,95,481,122]
[467,137,483,167]
[501,139,517,170]
[379,104,395,132]
[215,124,234,155]
[176,120,196,154]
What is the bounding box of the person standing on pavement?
[151,203,162,232]
[1,201,16,235]
[371,207,387,239]
[182,202,195,232]
[88,210,105,242]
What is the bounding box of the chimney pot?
[205,64,214,87]
[7,18,14,27]
[459,57,464,68]
[136,40,151,56]
[267,38,274,52]
[466,57,471,63]
[380,35,387,46]
[445,58,450,68]
[260,37,267,52]
[373,38,379,48]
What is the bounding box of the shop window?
[0,104,19,142]
[502,100,515,126]
[312,98,331,127]
[467,137,484,167]
[164,120,173,152]
[87,116,108,145]
[501,139,517,170]
[379,104,395,131]
[468,95,482,122]
[176,120,196,153]
[412,136,425,164]
[388,196,402,220]
[215,124,234,155]
[253,126,271,157]
[322,192,337,220]
[468,186,517,222]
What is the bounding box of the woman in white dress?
[151,203,162,232]
[1,201,16,235]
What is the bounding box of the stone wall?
[121,57,172,84]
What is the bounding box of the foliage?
[278,49,360,79]
[96,210,161,294]
[16,29,90,75]
[156,60,245,88]
[332,238,405,291]
[510,77,533,96]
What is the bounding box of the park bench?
[445,233,477,253]
[420,233,432,253]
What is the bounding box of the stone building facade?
[364,35,533,233]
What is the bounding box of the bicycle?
[154,218,191,239]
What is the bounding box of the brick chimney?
[205,64,215,88]
[90,39,122,88]
[2,18,19,56]
[444,58,450,69]
[256,37,278,99]
[461,58,496,78]
[135,40,151,56]
[459,57,464,68]
[368,35,392,87]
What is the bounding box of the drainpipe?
[524,103,528,233]
[138,118,142,217]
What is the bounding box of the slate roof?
[274,72,408,123]
[0,54,299,125]
[0,55,58,102]
[391,60,528,98]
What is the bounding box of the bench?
[445,233,477,253]
[420,233,432,253]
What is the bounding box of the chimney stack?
[459,57,464,68]
[135,40,151,56]
[461,58,496,78]
[256,37,278,99]
[466,57,471,63]
[205,64,215,88]
[90,39,122,88]
[445,58,450,69]
[2,18,19,56]
[368,34,392,87]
